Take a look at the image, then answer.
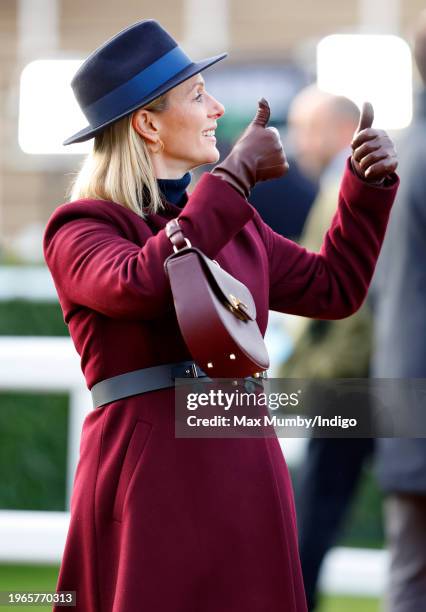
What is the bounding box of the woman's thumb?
[251,98,270,127]
[356,102,374,133]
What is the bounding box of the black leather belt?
[90,360,267,409]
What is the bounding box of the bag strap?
[165,219,191,251]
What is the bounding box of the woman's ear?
[131,109,160,146]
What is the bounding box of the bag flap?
[164,246,257,321]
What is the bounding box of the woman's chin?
[204,148,220,165]
[188,148,220,170]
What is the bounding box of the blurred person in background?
[249,87,319,240]
[249,150,317,241]
[371,11,426,612]
[279,87,376,611]
[42,18,398,612]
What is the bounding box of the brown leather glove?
[350,102,398,184]
[211,98,289,198]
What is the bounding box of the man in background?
[279,87,375,611]
[249,87,318,241]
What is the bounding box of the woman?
[43,19,398,612]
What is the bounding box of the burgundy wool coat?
[43,158,398,612]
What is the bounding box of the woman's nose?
[209,95,225,119]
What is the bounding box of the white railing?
[0,266,57,301]
[0,510,68,564]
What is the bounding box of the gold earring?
[152,139,164,154]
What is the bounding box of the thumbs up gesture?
[350,102,398,184]
[211,98,289,199]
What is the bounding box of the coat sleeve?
[256,157,400,319]
[43,173,254,321]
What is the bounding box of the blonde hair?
[68,93,169,218]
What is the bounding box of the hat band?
[83,46,193,126]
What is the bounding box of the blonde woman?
[43,19,398,612]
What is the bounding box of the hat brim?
[63,52,227,146]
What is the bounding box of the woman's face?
[149,73,225,176]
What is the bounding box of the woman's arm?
[257,158,399,319]
[43,173,254,321]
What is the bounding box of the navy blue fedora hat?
[64,19,227,145]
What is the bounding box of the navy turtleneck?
[157,172,192,208]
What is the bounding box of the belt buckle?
[190,363,199,378]
[181,362,208,393]
[183,362,199,378]
[172,361,205,382]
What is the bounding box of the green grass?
[0,564,380,611]
[318,593,379,612]
[0,565,60,611]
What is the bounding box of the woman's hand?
[350,102,398,184]
[211,98,289,198]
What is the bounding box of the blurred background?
[0,1,425,611]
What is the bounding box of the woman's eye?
[195,92,203,101]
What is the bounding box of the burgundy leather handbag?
[163,218,270,378]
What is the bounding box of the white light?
[229,353,236,359]
[317,35,412,130]
[19,60,91,155]
[207,362,214,368]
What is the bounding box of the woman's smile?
[202,128,217,141]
